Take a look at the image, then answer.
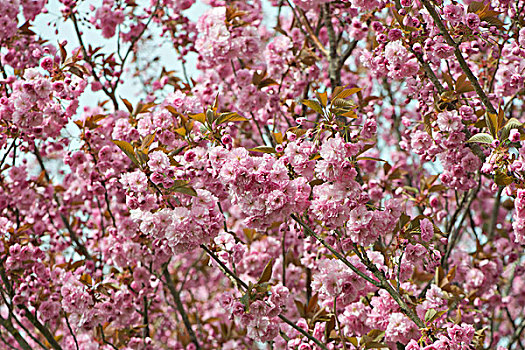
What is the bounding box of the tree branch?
[200,245,329,349]
[291,215,380,287]
[162,267,201,349]
[70,13,119,111]
[33,147,93,260]
[0,316,32,350]
[420,0,498,114]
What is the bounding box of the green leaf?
[425,308,437,323]
[424,308,446,324]
[135,149,149,165]
[316,91,328,107]
[239,291,250,308]
[273,132,283,144]
[365,342,388,349]
[141,132,156,152]
[333,87,362,100]
[349,337,359,347]
[467,133,494,144]
[504,117,522,129]
[189,113,206,124]
[258,78,278,89]
[341,110,358,118]
[403,186,419,194]
[112,140,139,166]
[356,156,387,162]
[136,102,156,114]
[216,112,248,125]
[248,146,276,154]
[428,184,447,193]
[170,180,189,188]
[166,106,182,117]
[325,315,336,339]
[455,74,475,94]
[367,329,385,342]
[173,186,198,197]
[423,113,433,136]
[392,9,406,29]
[174,126,187,136]
[494,170,513,186]
[331,86,344,99]
[482,16,504,29]
[121,98,133,114]
[306,293,318,314]
[486,113,498,137]
[258,259,274,284]
[294,300,305,317]
[206,109,215,124]
[332,98,355,108]
[468,1,484,13]
[500,118,523,141]
[301,99,324,115]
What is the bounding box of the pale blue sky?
[32,0,280,108]
[32,0,211,107]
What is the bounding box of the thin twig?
[334,297,347,350]
[0,331,18,350]
[354,245,426,329]
[0,316,32,350]
[324,3,340,87]
[18,306,62,350]
[142,296,150,339]
[70,13,119,111]
[64,313,79,350]
[0,137,17,170]
[420,0,498,114]
[291,215,380,287]
[33,147,93,260]
[162,267,201,349]
[200,245,328,349]
[285,0,328,57]
[98,325,118,350]
[113,1,161,94]
[488,186,503,239]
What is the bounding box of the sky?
[32,0,281,108]
[32,0,211,108]
[24,0,281,153]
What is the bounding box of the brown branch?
[0,316,32,350]
[488,186,503,239]
[353,245,426,329]
[508,318,525,350]
[338,40,357,72]
[113,0,161,94]
[33,147,93,260]
[162,267,201,350]
[391,0,445,93]
[285,0,329,57]
[0,331,19,350]
[64,313,78,350]
[19,305,62,350]
[420,0,498,114]
[291,215,425,329]
[200,244,329,350]
[0,137,17,170]
[85,142,117,227]
[70,13,119,111]
[291,215,380,286]
[142,296,150,339]
[442,177,482,268]
[323,3,339,87]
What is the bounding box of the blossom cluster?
[0,0,524,349]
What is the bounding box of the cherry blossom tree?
[0,0,524,349]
